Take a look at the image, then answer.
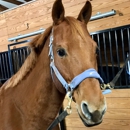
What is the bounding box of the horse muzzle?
[76,100,107,127]
[79,112,102,127]
[78,109,104,127]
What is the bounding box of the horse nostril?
[81,102,91,119]
[82,103,89,113]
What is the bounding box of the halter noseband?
[48,31,108,93]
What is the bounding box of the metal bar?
[1,54,6,78]
[127,28,130,88]
[16,50,20,72]
[8,40,31,46]
[24,47,30,61]
[8,45,14,76]
[23,48,26,61]
[7,40,31,75]
[114,30,121,86]
[8,30,45,42]
[96,34,105,82]
[24,48,28,59]
[115,30,120,69]
[97,34,103,67]
[108,31,115,78]
[0,0,36,14]
[0,54,4,79]
[127,28,130,54]
[26,47,31,55]
[103,32,109,82]
[4,53,10,78]
[90,10,116,21]
[121,29,128,86]
[3,0,23,5]
[19,49,23,66]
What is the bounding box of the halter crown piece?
[48,30,111,95]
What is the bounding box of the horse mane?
[3,26,52,90]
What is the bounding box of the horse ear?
[77,1,92,24]
[52,0,65,25]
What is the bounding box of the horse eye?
[57,49,66,57]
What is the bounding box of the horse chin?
[77,109,102,127]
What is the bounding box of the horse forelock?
[65,16,88,41]
[3,26,52,90]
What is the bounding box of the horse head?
[50,0,107,127]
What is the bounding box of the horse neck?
[15,37,65,128]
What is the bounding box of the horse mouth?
[77,110,102,127]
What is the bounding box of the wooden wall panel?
[88,14,130,32]
[0,0,130,52]
[91,0,129,11]
[0,19,7,29]
[0,28,7,37]
[8,26,44,38]
[0,13,5,19]
[63,89,130,130]
[0,36,9,51]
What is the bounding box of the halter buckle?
[101,83,114,90]
[64,91,73,115]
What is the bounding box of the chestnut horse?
[0,0,107,129]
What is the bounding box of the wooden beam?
[3,0,23,5]
[0,4,8,11]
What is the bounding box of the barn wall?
[0,0,130,52]
[63,89,130,130]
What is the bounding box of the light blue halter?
[48,32,111,95]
